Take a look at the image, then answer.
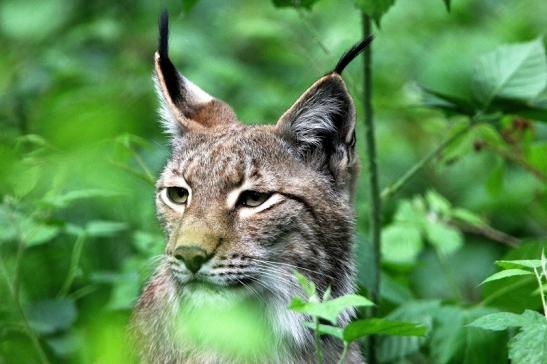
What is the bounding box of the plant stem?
[314,317,324,364]
[533,267,547,318]
[381,124,472,200]
[337,341,349,364]
[57,233,86,298]
[0,255,50,364]
[361,13,380,364]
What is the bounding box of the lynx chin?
[130,11,372,364]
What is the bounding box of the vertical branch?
[361,13,381,364]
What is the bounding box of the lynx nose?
[173,246,210,273]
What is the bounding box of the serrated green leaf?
[425,221,463,256]
[480,269,533,285]
[426,190,452,216]
[289,294,373,323]
[303,322,344,340]
[509,322,547,364]
[381,224,423,264]
[26,299,77,334]
[343,318,426,342]
[353,0,396,26]
[496,259,542,269]
[467,312,528,331]
[473,38,547,107]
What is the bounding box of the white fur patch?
[239,194,283,218]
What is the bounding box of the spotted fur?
[130,11,371,364]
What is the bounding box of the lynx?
[130,11,372,364]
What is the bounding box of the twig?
[0,255,50,364]
[448,220,520,247]
[381,124,472,200]
[361,13,380,364]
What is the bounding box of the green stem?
[361,13,380,364]
[337,341,349,364]
[0,255,50,364]
[381,124,472,201]
[314,317,324,364]
[533,267,547,318]
[57,233,86,298]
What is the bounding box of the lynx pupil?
[166,187,188,204]
[239,191,270,207]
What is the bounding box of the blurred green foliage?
[0,0,546,363]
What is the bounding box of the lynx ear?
[154,11,236,135]
[275,74,356,181]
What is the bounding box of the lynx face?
[131,12,370,364]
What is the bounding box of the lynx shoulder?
[130,11,372,364]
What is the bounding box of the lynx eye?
[237,191,271,208]
[165,187,189,205]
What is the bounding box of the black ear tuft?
[157,10,183,107]
[158,10,169,60]
[333,35,374,74]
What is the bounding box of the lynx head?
[147,11,372,351]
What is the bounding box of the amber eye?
[165,187,189,205]
[238,191,271,208]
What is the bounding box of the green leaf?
[26,299,77,334]
[353,0,396,26]
[420,87,475,116]
[294,271,316,297]
[467,312,529,331]
[443,0,451,12]
[473,38,547,107]
[23,221,61,247]
[303,322,344,340]
[85,221,127,237]
[377,300,439,362]
[496,259,542,269]
[425,190,452,216]
[509,322,547,364]
[431,306,508,364]
[289,294,373,323]
[343,318,427,342]
[480,269,533,285]
[425,221,463,256]
[271,0,320,10]
[381,224,423,264]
